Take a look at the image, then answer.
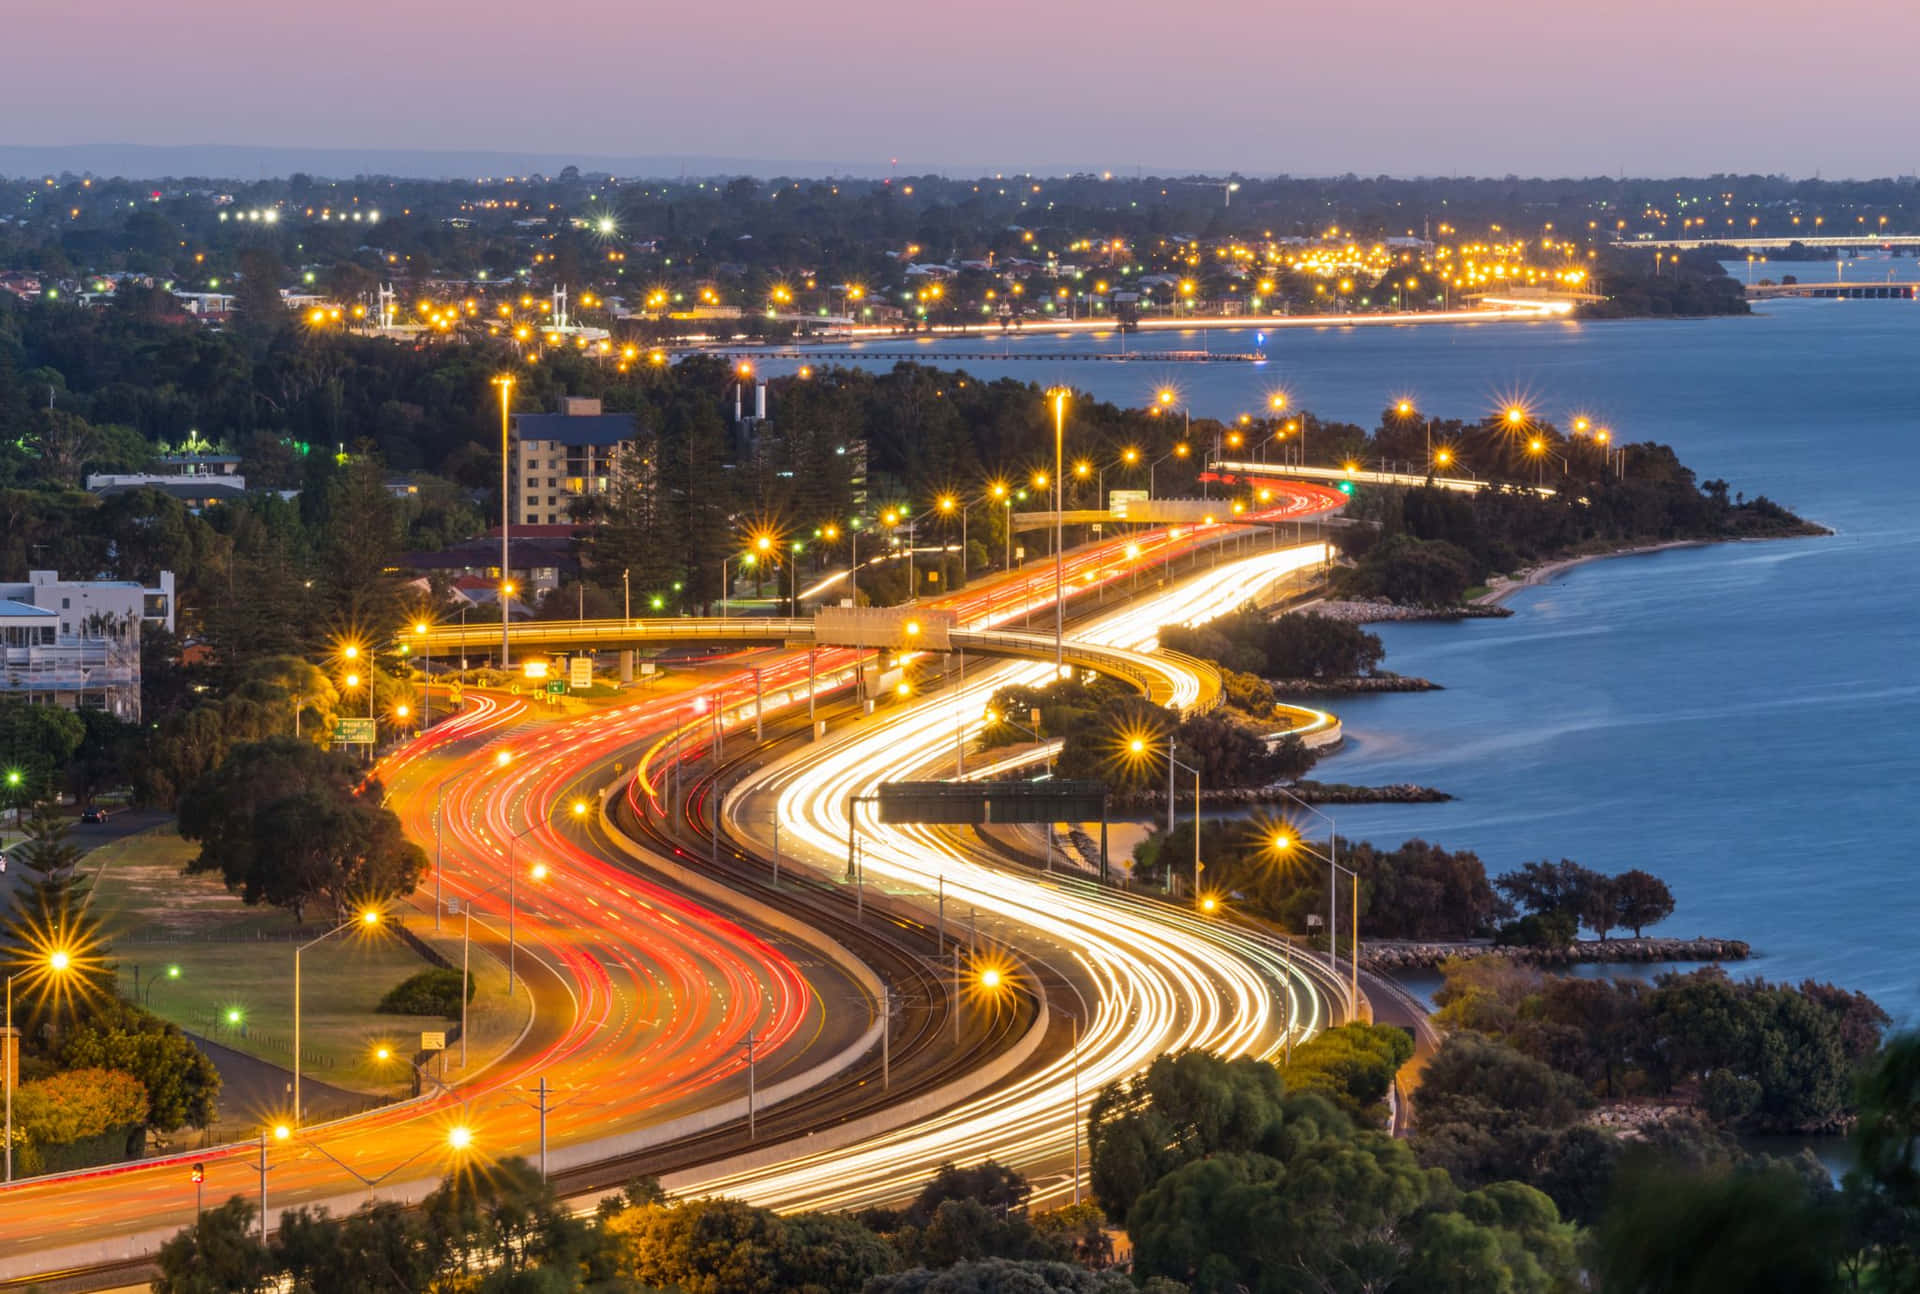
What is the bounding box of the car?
[80,806,109,824]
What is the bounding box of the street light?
[412,621,432,728]
[1048,388,1067,676]
[492,375,516,669]
[1147,443,1190,498]
[1122,733,1203,898]
[498,795,588,996]
[293,907,384,1125]
[7,949,75,1181]
[1266,829,1360,1012]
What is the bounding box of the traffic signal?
[1337,481,1356,496]
[191,1163,205,1184]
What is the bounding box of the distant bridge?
[1745,280,1917,300]
[1630,235,1920,251]
[710,348,1268,365]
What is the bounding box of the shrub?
[376,968,471,1017]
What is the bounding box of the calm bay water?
[757,289,1920,1018]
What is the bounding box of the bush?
[376,968,471,1017]
[12,1067,149,1173]
[1496,910,1578,951]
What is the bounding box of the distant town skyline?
[8,0,1920,180]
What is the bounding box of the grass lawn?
[86,827,529,1096]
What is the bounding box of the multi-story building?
[0,571,175,720]
[509,397,642,526]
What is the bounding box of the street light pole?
[493,375,515,669]
[1051,389,1067,676]
[294,910,381,1126]
[8,954,74,1182]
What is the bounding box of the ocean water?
[756,292,1920,1019]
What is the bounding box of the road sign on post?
[568,656,593,690]
[332,717,376,745]
[420,1031,446,1052]
[876,780,1107,825]
[545,680,567,695]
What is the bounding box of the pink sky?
[8,0,1920,176]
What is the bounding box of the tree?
[2,803,112,1016]
[1280,1022,1414,1126]
[417,1157,598,1288]
[274,1201,434,1294]
[0,697,86,804]
[177,737,425,921]
[1592,1159,1844,1294]
[152,1197,274,1294]
[603,1193,882,1294]
[1579,873,1621,941]
[11,1066,148,1172]
[1494,860,1603,921]
[867,1258,1135,1293]
[906,1160,1031,1224]
[1087,1050,1290,1224]
[1612,869,1675,937]
[59,1000,222,1132]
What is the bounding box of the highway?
[0,683,868,1282]
[0,482,1351,1284]
[678,541,1352,1211]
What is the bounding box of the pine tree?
[2,804,110,1021]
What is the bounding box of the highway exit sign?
[333,717,376,745]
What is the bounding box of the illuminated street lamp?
[1122,734,1203,898]
[492,375,516,668]
[7,949,76,1181]
[1048,389,1068,675]
[293,907,385,1125]
[1266,829,1360,1012]
[1147,442,1190,498]
[412,621,432,728]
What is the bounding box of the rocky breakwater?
[1364,935,1752,972]
[1109,781,1451,812]
[1311,598,1513,624]
[1270,674,1442,696]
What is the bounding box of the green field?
[86,827,529,1096]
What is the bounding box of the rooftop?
[510,412,639,448]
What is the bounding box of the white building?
[0,571,175,721]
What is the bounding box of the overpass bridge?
[1207,458,1557,498]
[414,612,1225,715]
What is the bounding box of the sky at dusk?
[9,0,1920,178]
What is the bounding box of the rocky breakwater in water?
[1270,674,1443,696]
[1364,936,1752,972]
[1311,599,1513,624]
[1109,781,1451,812]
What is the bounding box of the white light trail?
[692,543,1340,1210]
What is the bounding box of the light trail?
[688,542,1343,1211]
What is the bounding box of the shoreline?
[1473,525,1832,607]
[1472,540,1710,606]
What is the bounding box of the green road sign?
[333,717,376,744]
[545,680,568,695]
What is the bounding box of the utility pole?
[744,1031,758,1140]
